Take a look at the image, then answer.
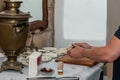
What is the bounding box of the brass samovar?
[0,1,31,73]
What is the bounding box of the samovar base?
[0,61,23,73]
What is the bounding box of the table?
[0,56,103,80]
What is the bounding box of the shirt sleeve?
[114,26,120,39]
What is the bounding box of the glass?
[57,61,64,75]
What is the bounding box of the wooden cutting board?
[55,54,98,67]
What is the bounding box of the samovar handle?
[13,22,28,33]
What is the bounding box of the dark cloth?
[113,58,120,80]
[113,26,120,80]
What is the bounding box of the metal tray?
[27,77,79,80]
[26,77,56,80]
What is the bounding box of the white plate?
[43,47,57,51]
[42,54,52,62]
[0,53,5,57]
[57,48,67,56]
[38,49,46,53]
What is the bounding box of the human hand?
[73,42,91,49]
[67,45,85,58]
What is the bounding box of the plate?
[42,54,52,62]
[20,55,29,66]
[57,48,67,56]
[38,49,46,53]
[43,47,57,50]
[43,47,57,52]
[19,51,31,66]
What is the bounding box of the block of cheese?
[28,52,42,76]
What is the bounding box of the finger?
[73,43,84,47]
[67,49,71,54]
[67,50,70,54]
[67,50,74,57]
[73,44,80,48]
[74,42,81,45]
[72,44,76,48]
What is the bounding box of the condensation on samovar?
[0,1,31,73]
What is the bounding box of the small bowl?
[40,68,54,76]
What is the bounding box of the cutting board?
[55,54,98,67]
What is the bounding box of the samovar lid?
[0,1,31,18]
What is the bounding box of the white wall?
[20,0,42,21]
[55,0,107,48]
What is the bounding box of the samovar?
[0,1,31,73]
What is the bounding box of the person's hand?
[67,45,85,58]
[73,42,91,49]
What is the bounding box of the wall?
[19,0,55,48]
[107,0,120,80]
[20,0,42,21]
[55,0,107,48]
[107,0,120,40]
[54,0,120,80]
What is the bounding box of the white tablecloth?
[0,57,103,80]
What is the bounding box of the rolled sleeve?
[114,26,120,39]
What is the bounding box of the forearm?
[82,46,115,62]
[69,36,120,63]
